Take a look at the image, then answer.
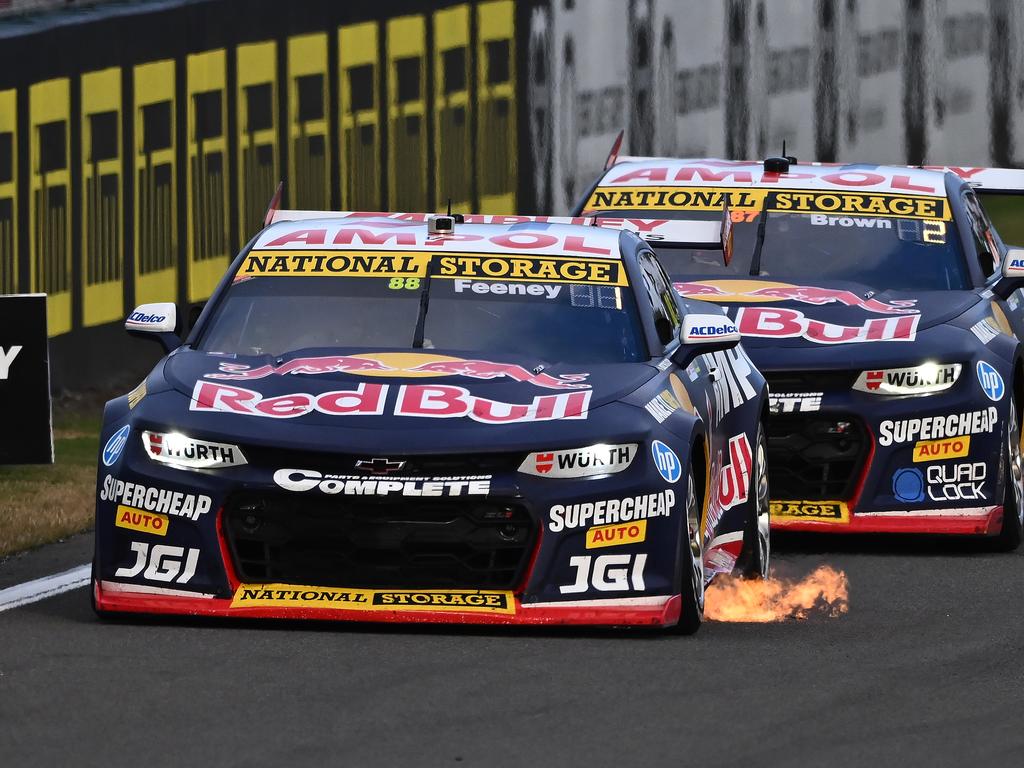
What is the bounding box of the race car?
[91,211,769,633]
[576,156,1024,547]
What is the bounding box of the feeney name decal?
[548,489,675,532]
[238,251,626,286]
[771,501,850,523]
[207,354,591,391]
[231,585,515,614]
[878,407,998,445]
[587,186,950,220]
[274,469,491,497]
[100,475,212,521]
[735,306,920,344]
[191,381,591,423]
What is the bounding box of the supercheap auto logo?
[237,250,627,286]
[231,585,515,614]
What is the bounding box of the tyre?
[673,467,705,635]
[737,423,770,579]
[995,396,1024,550]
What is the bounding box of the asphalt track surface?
[1,532,1023,767]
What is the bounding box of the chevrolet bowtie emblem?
[354,457,406,474]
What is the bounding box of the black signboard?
[0,295,53,464]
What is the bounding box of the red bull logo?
[675,279,919,315]
[206,352,591,391]
[735,306,920,344]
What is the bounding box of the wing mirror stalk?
[670,313,742,368]
[125,303,181,352]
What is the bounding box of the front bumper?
[763,369,1009,536]
[94,579,682,626]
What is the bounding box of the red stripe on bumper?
[772,506,1003,535]
[95,584,683,627]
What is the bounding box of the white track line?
[0,564,91,613]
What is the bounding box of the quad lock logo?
[893,463,987,502]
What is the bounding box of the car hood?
[675,276,980,351]
[156,348,657,450]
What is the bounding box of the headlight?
[853,362,961,396]
[519,443,637,478]
[142,431,247,469]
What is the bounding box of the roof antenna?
[782,140,797,165]
[444,197,464,223]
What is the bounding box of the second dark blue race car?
[577,156,1024,547]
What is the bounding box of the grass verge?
[0,404,102,558]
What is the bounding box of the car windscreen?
[197,251,646,363]
[594,195,970,291]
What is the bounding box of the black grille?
[238,445,523,476]
[224,491,536,590]
[765,414,869,500]
[764,370,857,392]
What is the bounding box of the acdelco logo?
[128,311,167,324]
[688,323,738,338]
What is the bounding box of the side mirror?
[671,313,741,367]
[125,303,180,352]
[993,247,1024,299]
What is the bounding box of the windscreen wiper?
[748,207,770,276]
[412,257,437,348]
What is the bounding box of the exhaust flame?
[705,565,849,622]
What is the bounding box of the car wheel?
[673,467,704,635]
[995,396,1024,550]
[738,423,770,579]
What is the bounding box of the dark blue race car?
[578,157,1024,547]
[92,213,768,633]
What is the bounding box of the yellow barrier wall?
[186,49,230,302]
[476,0,516,213]
[433,5,472,211]
[29,77,72,335]
[133,59,177,306]
[387,15,428,211]
[0,89,16,296]
[237,40,279,240]
[81,67,124,327]
[339,22,380,210]
[287,33,330,210]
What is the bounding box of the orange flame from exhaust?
[705,565,849,622]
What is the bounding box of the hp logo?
[650,440,682,484]
[976,361,1004,402]
[102,424,131,467]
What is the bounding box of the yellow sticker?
[115,505,169,536]
[586,186,950,221]
[771,500,850,523]
[585,520,647,549]
[913,435,970,462]
[127,380,146,410]
[239,250,627,286]
[231,585,516,614]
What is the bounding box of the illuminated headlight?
[852,362,961,396]
[519,443,637,478]
[142,431,247,469]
